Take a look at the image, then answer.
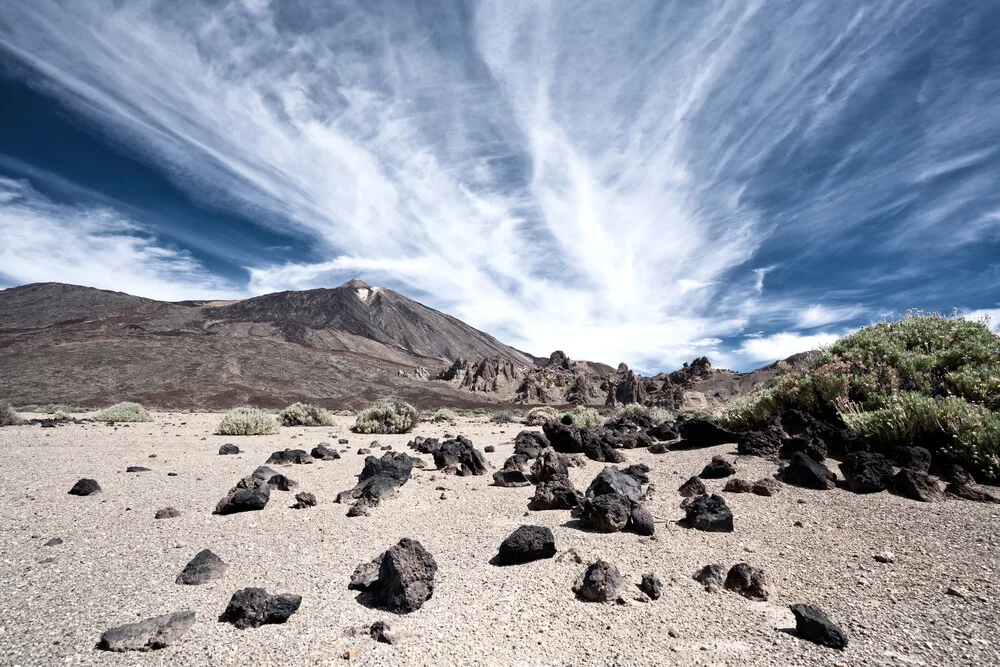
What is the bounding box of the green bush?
[279,402,335,427]
[431,408,458,423]
[218,407,280,436]
[559,406,605,428]
[0,401,23,426]
[719,311,1000,480]
[525,406,558,425]
[92,401,152,423]
[490,411,518,424]
[353,401,419,434]
[52,410,73,421]
[615,403,672,425]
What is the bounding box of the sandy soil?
[0,413,997,666]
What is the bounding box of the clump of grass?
[490,411,518,424]
[1,401,23,427]
[52,410,73,421]
[431,408,458,423]
[525,406,558,425]
[279,402,335,427]
[615,403,672,425]
[559,406,605,428]
[218,407,280,436]
[92,401,152,423]
[719,311,1000,480]
[353,401,419,434]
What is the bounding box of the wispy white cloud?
[960,308,1000,333]
[0,178,239,301]
[0,1,996,370]
[736,331,842,364]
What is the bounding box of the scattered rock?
[265,449,313,465]
[790,603,848,649]
[339,438,349,444]
[126,466,152,473]
[723,478,753,493]
[338,452,414,516]
[677,417,739,447]
[528,478,580,511]
[894,445,931,473]
[572,560,624,602]
[43,537,63,547]
[841,451,894,494]
[432,436,489,476]
[311,444,341,460]
[370,620,407,645]
[513,430,550,459]
[678,476,707,498]
[700,456,735,479]
[214,480,270,515]
[647,422,679,441]
[779,435,827,462]
[219,588,302,629]
[219,444,240,455]
[292,492,317,509]
[68,478,101,496]
[874,551,895,563]
[779,452,836,490]
[579,492,632,533]
[492,469,531,487]
[693,564,726,592]
[947,481,1000,504]
[357,448,371,455]
[724,563,770,600]
[350,538,437,613]
[155,507,181,519]
[737,428,783,458]
[484,445,495,453]
[946,585,967,598]
[629,505,655,536]
[176,549,228,585]
[531,449,571,483]
[343,649,360,660]
[751,478,781,496]
[97,610,195,652]
[683,494,734,532]
[492,525,557,565]
[892,469,943,502]
[639,573,665,600]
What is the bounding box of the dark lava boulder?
[68,478,101,496]
[350,538,437,614]
[724,563,769,601]
[572,560,624,602]
[894,446,931,474]
[678,476,707,498]
[585,465,646,503]
[311,444,341,460]
[677,417,739,447]
[693,564,726,592]
[513,430,550,459]
[176,549,228,585]
[292,491,317,508]
[543,421,584,454]
[338,452,413,516]
[579,492,632,533]
[219,588,302,629]
[683,494,733,532]
[97,611,195,652]
[737,428,782,458]
[841,451,894,494]
[723,478,754,493]
[528,478,580,511]
[639,573,665,600]
[214,482,270,515]
[492,525,557,565]
[700,456,735,479]
[125,466,151,473]
[790,604,848,649]
[778,436,827,462]
[779,452,836,490]
[647,421,679,441]
[265,449,312,466]
[892,469,943,502]
[433,436,489,476]
[532,449,570,483]
[219,444,240,455]
[629,505,655,536]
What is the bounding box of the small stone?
[874,551,895,564]
[678,476,707,498]
[43,537,63,547]
[218,588,302,628]
[693,564,726,592]
[292,492,317,509]
[751,478,781,496]
[343,649,360,660]
[126,466,152,473]
[573,560,624,602]
[946,586,967,598]
[484,445,495,453]
[68,478,101,496]
[638,573,665,600]
[790,604,848,649]
[176,549,228,585]
[723,478,753,493]
[155,507,181,519]
[219,444,240,455]
[724,563,770,601]
[668,627,681,638]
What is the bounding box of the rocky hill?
[0,281,533,409]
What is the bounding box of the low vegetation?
[431,408,457,423]
[218,407,280,436]
[720,311,1000,480]
[559,406,605,428]
[1,401,23,426]
[279,402,335,427]
[489,411,518,424]
[525,406,558,425]
[353,401,419,434]
[615,403,672,425]
[92,401,152,423]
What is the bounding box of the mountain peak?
[340,279,373,290]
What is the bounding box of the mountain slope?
[0,280,533,409]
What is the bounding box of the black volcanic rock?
[779,452,836,490]
[265,449,312,466]
[677,417,739,447]
[219,588,302,629]
[790,604,848,649]
[493,525,557,565]
[350,538,437,613]
[683,494,734,532]
[68,478,101,496]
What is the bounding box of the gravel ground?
[0,413,997,666]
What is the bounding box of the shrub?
[719,311,1000,480]
[92,401,152,423]
[431,408,458,423]
[52,410,73,421]
[353,401,419,434]
[490,411,518,424]
[0,401,23,426]
[559,406,605,428]
[525,406,558,425]
[279,402,335,427]
[615,403,672,425]
[218,407,280,436]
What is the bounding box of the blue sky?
[1,1,998,372]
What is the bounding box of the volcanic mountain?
[0,280,536,409]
